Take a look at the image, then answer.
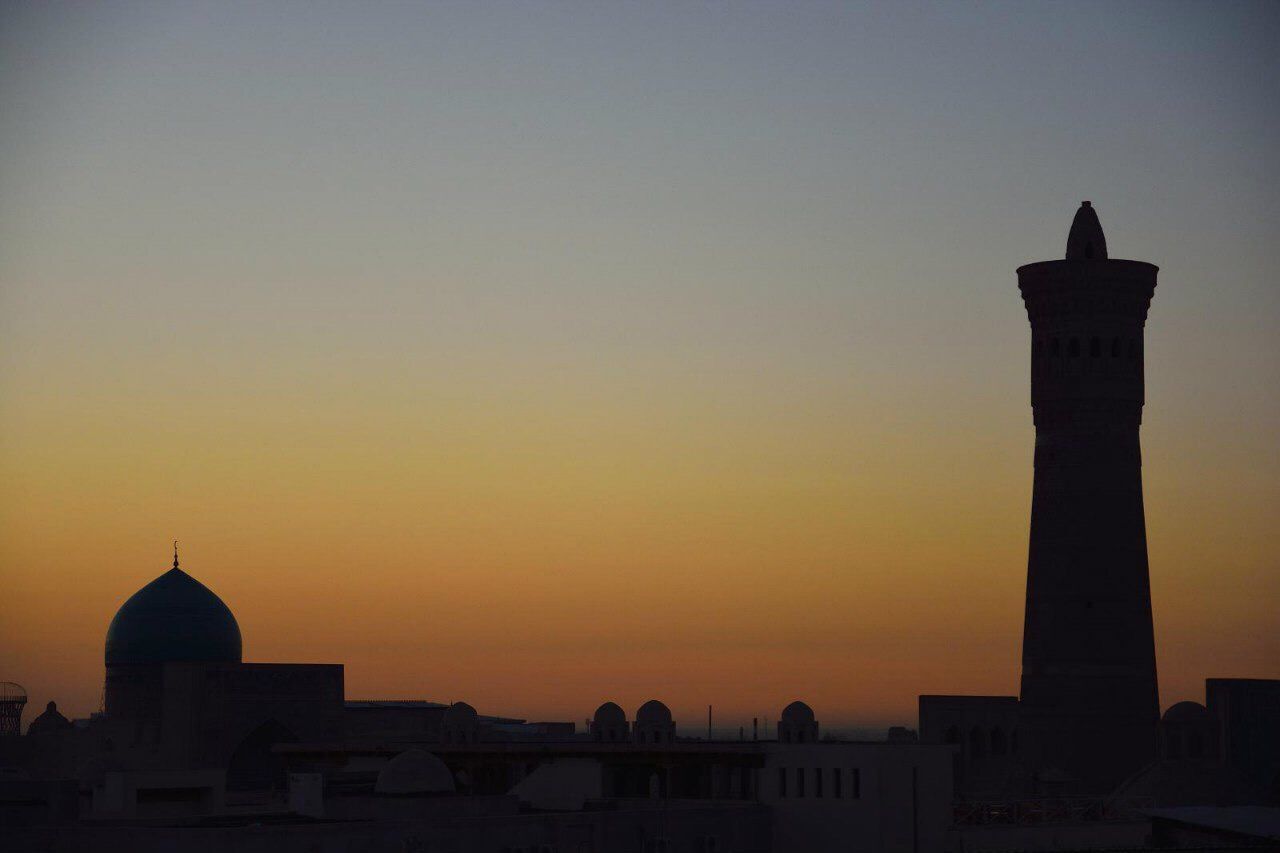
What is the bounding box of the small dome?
[27,701,72,735]
[443,701,477,724]
[594,702,626,724]
[1163,701,1209,723]
[375,749,455,795]
[105,566,242,666]
[781,701,815,724]
[636,700,672,725]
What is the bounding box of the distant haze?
[2,1,1277,729]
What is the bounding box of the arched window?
[969,726,985,759]
[990,727,1007,756]
[227,719,299,792]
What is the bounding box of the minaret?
[1016,202,1160,793]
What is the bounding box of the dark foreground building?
[1,554,953,853]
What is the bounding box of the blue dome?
[105,567,242,666]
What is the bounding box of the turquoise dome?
[105,567,242,666]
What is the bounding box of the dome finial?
[1065,200,1108,260]
[173,540,180,570]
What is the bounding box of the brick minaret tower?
[1016,202,1160,793]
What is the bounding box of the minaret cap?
[173,540,180,570]
[1065,201,1107,260]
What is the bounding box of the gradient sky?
[1,1,1277,732]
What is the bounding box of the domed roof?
[594,701,625,724]
[375,749,455,795]
[781,701,815,723]
[1162,701,1210,723]
[105,559,241,667]
[27,701,72,735]
[635,699,672,725]
[443,701,477,723]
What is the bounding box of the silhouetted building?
[633,699,676,744]
[589,700,629,742]
[777,700,819,744]
[918,695,1018,797]
[439,700,479,744]
[1207,678,1280,800]
[26,702,72,737]
[1016,201,1161,793]
[27,551,344,792]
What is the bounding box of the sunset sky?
[1,2,1277,732]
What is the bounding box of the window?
[833,767,842,798]
[850,768,861,799]
[990,727,1007,756]
[1111,337,1121,357]
[796,767,805,798]
[778,767,787,798]
[1068,338,1080,357]
[1090,336,1100,357]
[970,726,986,758]
[814,767,823,798]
